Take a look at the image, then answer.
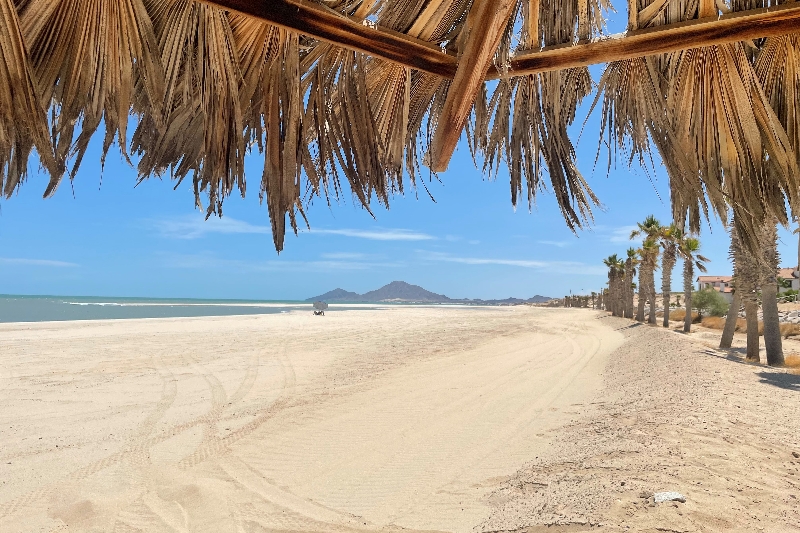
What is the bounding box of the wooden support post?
[428,0,516,172]
[200,0,457,77]
[528,0,540,49]
[698,0,717,19]
[578,0,590,41]
[490,2,800,78]
[628,0,638,30]
[352,0,379,21]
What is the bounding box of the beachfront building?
[698,268,800,302]
[778,268,800,291]
[697,276,734,303]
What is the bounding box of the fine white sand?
[3,307,800,533]
[0,306,622,533]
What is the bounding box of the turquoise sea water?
[0,295,372,323]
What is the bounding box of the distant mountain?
[306,281,553,305]
[361,281,450,302]
[307,281,450,303]
[308,288,362,302]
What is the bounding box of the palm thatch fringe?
[0,0,55,197]
[669,43,798,248]
[18,0,165,194]
[468,0,602,230]
[134,0,244,220]
[757,33,800,165]
[4,0,800,253]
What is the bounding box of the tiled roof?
[697,276,732,282]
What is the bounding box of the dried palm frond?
[0,0,55,197]
[133,0,243,221]
[18,0,164,195]
[669,42,798,247]
[303,45,386,210]
[756,33,800,167]
[470,0,602,230]
[232,14,307,251]
[593,56,709,232]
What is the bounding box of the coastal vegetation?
[568,215,793,367]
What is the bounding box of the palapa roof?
[2,0,800,251]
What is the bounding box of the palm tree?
[660,224,683,327]
[679,236,709,333]
[720,224,742,349]
[624,248,638,319]
[737,234,762,362]
[603,254,624,317]
[633,238,660,324]
[759,221,785,367]
[631,216,662,324]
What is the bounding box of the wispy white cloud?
[538,240,571,248]
[310,228,435,241]
[160,252,402,272]
[419,251,605,275]
[320,252,374,260]
[608,225,638,243]
[148,215,270,239]
[149,216,435,243]
[0,257,78,267]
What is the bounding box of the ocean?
[0,295,373,323]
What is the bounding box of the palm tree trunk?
[627,276,635,319]
[683,260,693,333]
[610,275,618,316]
[636,269,647,322]
[623,261,633,318]
[760,222,784,366]
[761,282,784,365]
[648,261,658,324]
[720,288,741,349]
[744,299,760,362]
[662,248,675,327]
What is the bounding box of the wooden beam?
[199,0,457,78]
[491,2,800,79]
[698,0,717,19]
[428,0,516,172]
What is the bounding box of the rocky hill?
[306,281,553,305]
[307,281,449,303]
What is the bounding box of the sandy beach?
[1,307,799,532]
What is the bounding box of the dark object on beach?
[313,301,328,316]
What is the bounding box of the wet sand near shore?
[2,308,799,532]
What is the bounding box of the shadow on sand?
[701,347,800,392]
[756,371,800,392]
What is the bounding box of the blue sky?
[2,14,798,300]
[8,109,796,301]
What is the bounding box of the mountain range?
[306,281,553,305]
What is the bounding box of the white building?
[697,275,734,303]
[697,268,800,302]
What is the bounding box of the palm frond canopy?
[2,0,800,251]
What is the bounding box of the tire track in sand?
[0,348,287,520]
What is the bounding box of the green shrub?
[692,287,729,318]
